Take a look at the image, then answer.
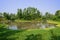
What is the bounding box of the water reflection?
[7,22,56,30]
[8,25,18,30]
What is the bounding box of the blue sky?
[0,0,60,14]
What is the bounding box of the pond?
[7,22,57,30]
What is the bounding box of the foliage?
[3,12,11,20]
[9,13,16,21]
[0,7,60,22]
[1,7,42,21]
[17,9,23,19]
[54,10,60,21]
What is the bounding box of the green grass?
[47,20,60,27]
[0,23,60,40]
[15,19,41,22]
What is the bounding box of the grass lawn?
[47,20,60,27]
[0,28,51,40]
[15,19,41,22]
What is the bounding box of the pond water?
[7,22,57,30]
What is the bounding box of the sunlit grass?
[47,20,60,27]
[15,19,41,22]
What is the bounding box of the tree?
[23,7,41,20]
[36,10,41,19]
[55,10,60,21]
[3,12,10,20]
[55,10,60,16]
[45,12,54,20]
[17,9,23,19]
[9,13,16,21]
[0,12,4,22]
[16,7,42,20]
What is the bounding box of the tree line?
[0,7,60,21]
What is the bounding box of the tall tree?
[0,12,4,21]
[9,13,16,21]
[55,10,60,21]
[3,12,10,20]
[45,12,53,20]
[17,9,23,19]
[55,10,60,16]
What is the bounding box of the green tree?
[55,10,60,21]
[3,12,10,20]
[9,13,16,21]
[17,9,23,19]
[45,12,54,20]
[0,12,4,22]
[23,7,41,20]
[55,10,60,16]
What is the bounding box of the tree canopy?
[0,7,60,21]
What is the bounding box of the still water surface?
[7,22,56,30]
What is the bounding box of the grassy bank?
[0,24,60,40]
[15,19,41,22]
[47,20,60,27]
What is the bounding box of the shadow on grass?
[50,30,60,40]
[25,34,42,40]
[0,26,26,40]
[51,35,60,40]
